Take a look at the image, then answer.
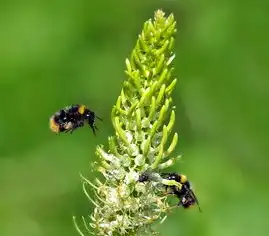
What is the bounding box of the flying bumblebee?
[49,104,102,135]
[138,171,201,212]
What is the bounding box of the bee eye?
[185,182,190,188]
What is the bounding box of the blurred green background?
[0,0,269,235]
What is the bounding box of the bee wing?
[188,189,202,212]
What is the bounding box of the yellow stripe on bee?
[180,174,187,183]
[78,105,86,114]
[49,117,59,133]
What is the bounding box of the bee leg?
[177,200,183,207]
[164,185,177,195]
[70,128,75,134]
[70,124,79,134]
[89,124,97,136]
[70,121,84,134]
[96,115,103,122]
[169,204,180,210]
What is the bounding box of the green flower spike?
[74,9,181,236]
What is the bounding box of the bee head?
[85,109,102,135]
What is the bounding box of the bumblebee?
[49,104,102,135]
[161,173,202,212]
[138,172,201,212]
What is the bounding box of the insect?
[49,104,102,135]
[138,171,201,212]
[161,173,202,212]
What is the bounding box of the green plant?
[74,9,180,236]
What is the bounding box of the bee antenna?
[89,124,97,136]
[197,203,202,213]
[92,127,97,136]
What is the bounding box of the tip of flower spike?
[155,9,165,19]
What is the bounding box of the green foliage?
[1,1,269,236]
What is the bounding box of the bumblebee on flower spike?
[161,172,202,212]
[139,171,202,212]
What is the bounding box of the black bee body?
[138,171,201,212]
[50,104,101,135]
[161,173,201,211]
